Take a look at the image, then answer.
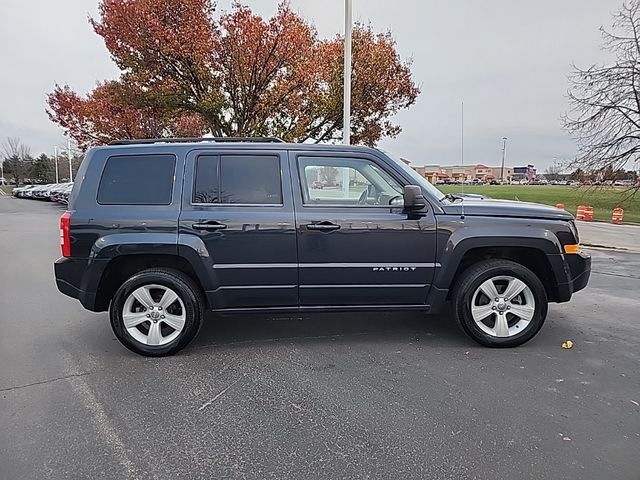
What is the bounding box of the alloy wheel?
[121,284,186,346]
[470,275,535,338]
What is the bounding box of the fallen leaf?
[562,340,574,349]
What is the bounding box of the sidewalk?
[577,220,640,253]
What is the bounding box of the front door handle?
[192,221,227,231]
[306,221,341,231]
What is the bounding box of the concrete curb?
[583,243,631,253]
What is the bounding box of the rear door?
[291,151,438,308]
[179,148,297,311]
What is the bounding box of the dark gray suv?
[54,138,590,356]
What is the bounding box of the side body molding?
[90,233,179,259]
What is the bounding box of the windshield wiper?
[442,193,463,202]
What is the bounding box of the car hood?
[440,198,574,220]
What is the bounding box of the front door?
[179,148,297,311]
[291,151,438,308]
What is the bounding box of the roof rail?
[108,137,285,146]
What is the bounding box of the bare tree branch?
[563,1,640,188]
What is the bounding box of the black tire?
[110,268,204,357]
[451,259,548,347]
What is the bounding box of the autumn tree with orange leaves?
[47,0,419,150]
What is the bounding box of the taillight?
[60,211,71,257]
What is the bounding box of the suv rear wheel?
[452,259,548,347]
[110,269,203,356]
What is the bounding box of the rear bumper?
[54,257,99,311]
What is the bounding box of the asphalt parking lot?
[1,196,638,480]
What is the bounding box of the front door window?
[298,156,404,207]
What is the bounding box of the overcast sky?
[0,0,622,169]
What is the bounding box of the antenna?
[460,101,465,219]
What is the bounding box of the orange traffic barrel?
[583,205,594,221]
[612,208,624,224]
[576,205,586,220]
[556,203,565,209]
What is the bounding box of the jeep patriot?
[54,138,591,356]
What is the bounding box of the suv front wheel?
[110,268,204,356]
[452,259,548,347]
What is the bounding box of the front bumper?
[554,251,591,302]
[566,251,591,293]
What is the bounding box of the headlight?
[568,220,579,243]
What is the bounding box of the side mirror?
[403,185,428,211]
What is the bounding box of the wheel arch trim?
[430,227,566,309]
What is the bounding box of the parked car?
[12,186,26,196]
[59,183,74,204]
[29,184,46,198]
[613,179,634,187]
[13,185,37,197]
[33,184,57,200]
[13,182,73,201]
[54,137,590,356]
[311,180,324,189]
[24,184,46,198]
[49,183,72,202]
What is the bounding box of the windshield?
[377,149,445,201]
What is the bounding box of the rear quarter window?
[97,154,176,205]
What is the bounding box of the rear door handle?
[306,221,341,231]
[192,221,227,231]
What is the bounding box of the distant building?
[475,164,493,179]
[513,165,536,183]
[491,166,514,181]
[470,164,514,181]
[408,164,514,182]
[442,165,475,182]
[406,160,526,183]
[412,165,449,184]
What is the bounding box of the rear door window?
[193,154,282,205]
[98,154,175,205]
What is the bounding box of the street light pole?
[343,0,352,146]
[500,136,508,182]
[54,146,59,183]
[67,138,73,183]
